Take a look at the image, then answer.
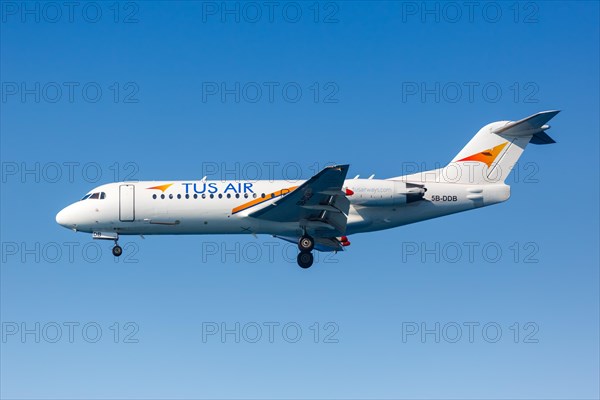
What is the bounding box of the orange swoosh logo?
[457,142,508,168]
[147,183,173,192]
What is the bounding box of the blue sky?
[1,1,599,399]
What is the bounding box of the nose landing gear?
[297,235,315,268]
[92,231,123,257]
[112,242,123,257]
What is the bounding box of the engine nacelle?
[346,180,425,207]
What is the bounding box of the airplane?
[56,110,559,268]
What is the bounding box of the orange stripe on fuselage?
[231,186,298,214]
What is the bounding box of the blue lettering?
[208,183,218,194]
[244,183,254,193]
[224,183,237,193]
[182,183,192,194]
[193,183,206,194]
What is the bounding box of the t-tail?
[401,110,560,184]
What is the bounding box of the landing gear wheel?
[298,235,315,252]
[112,245,123,257]
[297,251,314,269]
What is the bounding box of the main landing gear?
[297,235,315,269]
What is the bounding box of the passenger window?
[153,194,157,199]
[226,193,231,199]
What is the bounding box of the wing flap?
[320,190,346,196]
[301,204,343,213]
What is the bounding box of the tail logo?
[457,142,508,167]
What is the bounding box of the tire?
[297,252,314,269]
[298,235,315,252]
[112,245,123,257]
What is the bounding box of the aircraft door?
[119,184,135,222]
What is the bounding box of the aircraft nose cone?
[55,208,67,226]
[56,206,75,229]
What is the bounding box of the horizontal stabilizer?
[493,110,560,137]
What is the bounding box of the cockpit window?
[81,191,106,200]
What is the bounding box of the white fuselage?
[54,111,558,266]
[56,178,510,238]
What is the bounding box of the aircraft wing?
[249,164,351,237]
